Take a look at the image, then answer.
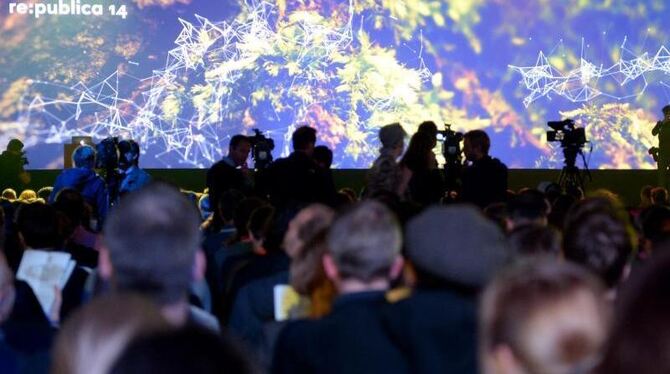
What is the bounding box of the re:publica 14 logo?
[8,1,128,19]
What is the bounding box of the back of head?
[232,197,267,242]
[52,293,168,374]
[228,134,249,150]
[418,121,438,139]
[506,190,549,228]
[563,209,632,288]
[37,187,52,201]
[247,205,282,252]
[405,205,509,289]
[481,259,609,374]
[283,204,335,258]
[53,188,86,230]
[118,139,140,168]
[103,182,201,305]
[641,206,670,246]
[401,131,434,171]
[2,188,17,201]
[378,123,406,150]
[291,126,317,152]
[327,201,401,282]
[110,326,254,374]
[663,104,670,115]
[508,224,562,258]
[464,129,490,154]
[19,189,37,202]
[652,187,669,206]
[598,249,670,374]
[7,138,24,153]
[72,145,96,169]
[313,145,333,168]
[16,202,61,249]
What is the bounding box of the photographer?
[207,135,253,212]
[652,105,670,188]
[461,130,508,209]
[0,139,31,192]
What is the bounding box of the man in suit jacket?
[272,201,408,374]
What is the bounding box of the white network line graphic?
[15,0,429,167]
[509,40,670,107]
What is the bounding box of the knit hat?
[405,205,509,288]
[378,123,406,149]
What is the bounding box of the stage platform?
[24,169,657,208]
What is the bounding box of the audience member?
[505,189,550,230]
[51,293,169,374]
[18,190,39,204]
[400,131,445,206]
[507,224,562,258]
[273,201,408,374]
[639,206,670,258]
[651,186,669,206]
[118,139,152,196]
[383,205,509,373]
[0,252,17,373]
[461,130,508,209]
[480,259,610,374]
[100,182,218,331]
[365,123,406,199]
[50,145,109,230]
[1,189,17,202]
[563,206,633,291]
[37,187,52,202]
[597,248,670,374]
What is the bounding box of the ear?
[389,255,405,281]
[98,246,114,280]
[490,344,524,374]
[193,249,206,282]
[322,253,339,283]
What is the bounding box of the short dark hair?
[563,210,632,288]
[663,105,670,115]
[229,135,250,150]
[72,145,96,168]
[110,326,254,374]
[652,187,669,205]
[464,129,490,154]
[506,190,549,225]
[313,145,333,168]
[418,121,438,138]
[327,201,401,282]
[507,224,562,257]
[292,126,317,151]
[16,203,61,249]
[103,182,201,305]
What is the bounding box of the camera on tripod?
[546,119,586,149]
[437,124,464,162]
[248,129,275,170]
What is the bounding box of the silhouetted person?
[652,105,670,188]
[207,135,252,215]
[118,140,151,196]
[400,131,445,206]
[50,145,109,230]
[0,139,30,192]
[366,123,406,199]
[262,126,335,209]
[461,130,508,209]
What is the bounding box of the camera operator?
[0,139,31,192]
[461,130,508,209]
[652,105,670,188]
[207,135,253,211]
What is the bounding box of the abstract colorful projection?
[1,0,670,169]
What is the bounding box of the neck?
[336,278,389,295]
[161,300,190,327]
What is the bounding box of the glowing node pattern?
[510,44,670,107]
[16,0,430,167]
